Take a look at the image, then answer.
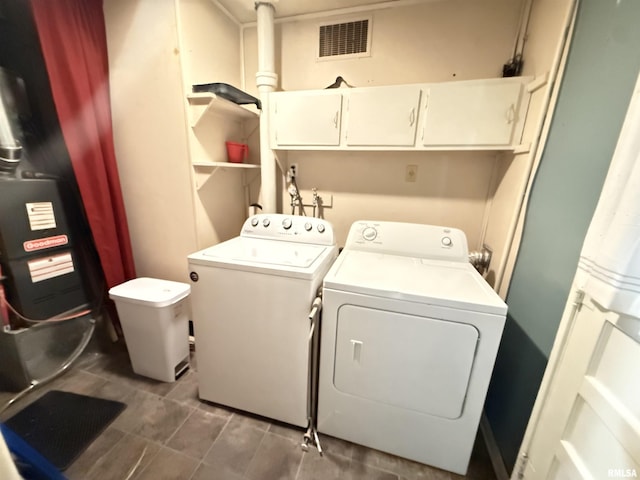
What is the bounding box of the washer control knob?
[282,218,292,230]
[304,222,313,232]
[251,218,259,227]
[362,227,377,241]
[262,218,270,227]
[317,224,326,233]
[441,236,452,247]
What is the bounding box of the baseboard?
[480,413,510,480]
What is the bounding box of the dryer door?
[334,305,479,419]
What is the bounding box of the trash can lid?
[108,277,190,308]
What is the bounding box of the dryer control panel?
[345,221,469,262]
[241,214,336,246]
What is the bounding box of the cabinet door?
[345,86,422,146]
[422,79,524,147]
[272,91,342,146]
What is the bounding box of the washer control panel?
[345,221,469,262]
[241,214,335,246]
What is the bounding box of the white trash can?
[109,277,191,382]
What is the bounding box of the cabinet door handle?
[333,111,339,128]
[506,104,515,124]
[409,107,416,127]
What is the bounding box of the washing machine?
[188,214,337,428]
[317,221,507,475]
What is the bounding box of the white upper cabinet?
[271,91,343,146]
[345,85,422,146]
[268,76,534,151]
[421,78,525,147]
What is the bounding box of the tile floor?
[0,343,497,480]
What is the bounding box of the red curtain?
[29,0,136,290]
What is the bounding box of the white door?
[515,290,640,480]
[270,91,342,147]
[422,78,524,147]
[345,85,422,146]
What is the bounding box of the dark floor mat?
[5,390,126,470]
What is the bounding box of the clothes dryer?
[317,221,507,475]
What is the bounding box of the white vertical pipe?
[256,2,275,73]
[0,90,21,168]
[0,93,19,152]
[255,2,278,213]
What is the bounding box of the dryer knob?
[441,236,452,247]
[262,218,270,227]
[282,218,292,230]
[304,222,313,231]
[251,218,259,227]
[317,224,326,233]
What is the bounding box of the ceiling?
[216,0,412,24]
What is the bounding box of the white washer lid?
[109,277,190,307]
[323,250,507,315]
[188,237,336,279]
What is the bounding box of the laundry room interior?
[1,0,639,479]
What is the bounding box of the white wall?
[243,0,524,94]
[242,0,524,248]
[287,150,498,249]
[104,0,247,283]
[178,0,249,248]
[483,0,576,293]
[179,0,240,86]
[104,0,196,282]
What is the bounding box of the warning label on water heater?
[26,202,57,231]
[23,235,69,253]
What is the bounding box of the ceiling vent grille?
[319,19,370,59]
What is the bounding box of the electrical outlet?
[289,163,299,178]
[405,164,418,182]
